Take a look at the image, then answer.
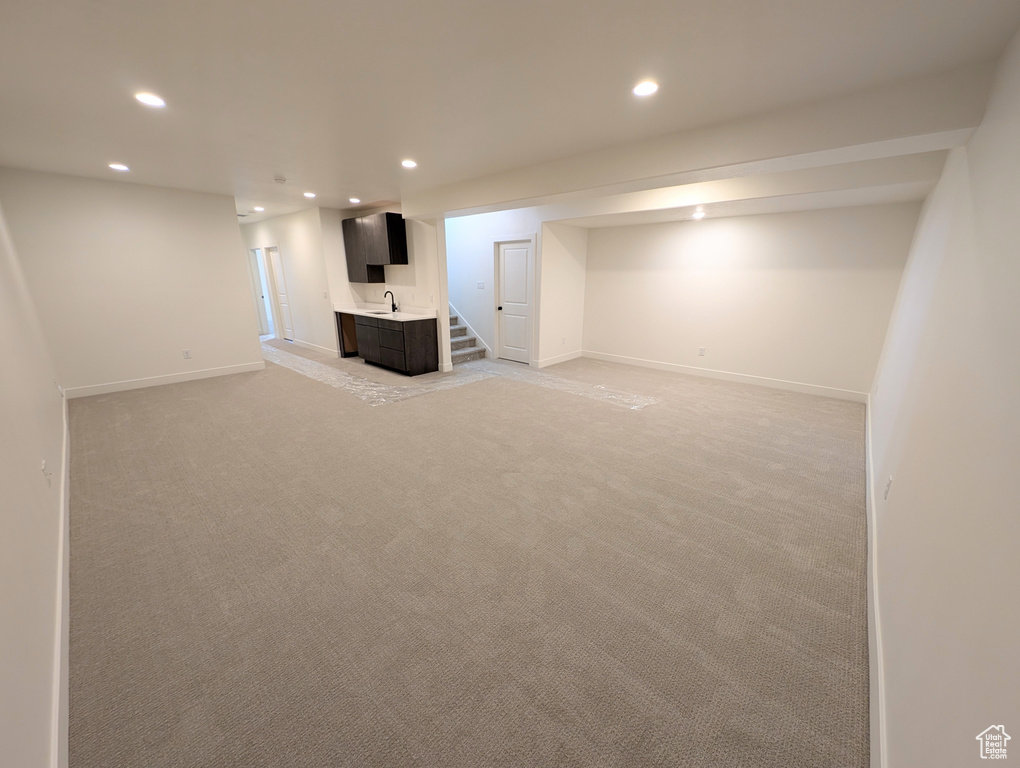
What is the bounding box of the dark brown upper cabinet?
[341,216,384,283]
[342,212,408,282]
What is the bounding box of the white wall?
[319,208,359,310]
[445,208,541,353]
[0,168,264,397]
[582,204,918,398]
[869,28,1020,768]
[538,223,587,367]
[0,203,67,767]
[241,208,338,355]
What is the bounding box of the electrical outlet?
[183,349,192,359]
[429,293,434,303]
[562,337,566,345]
[477,281,484,289]
[322,291,328,299]
[698,347,706,356]
[884,476,893,500]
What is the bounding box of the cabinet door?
[361,214,382,266]
[360,212,408,266]
[383,212,408,265]
[379,346,405,372]
[342,217,366,281]
[343,217,387,283]
[355,322,380,364]
[378,327,404,351]
[358,216,387,280]
[403,319,439,375]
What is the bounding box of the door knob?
[497,306,502,310]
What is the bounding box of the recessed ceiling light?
[349,198,361,204]
[304,192,316,198]
[401,159,417,169]
[632,80,659,97]
[108,163,130,172]
[134,92,166,108]
[253,206,265,212]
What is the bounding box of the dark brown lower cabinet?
[352,314,439,376]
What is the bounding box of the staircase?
[449,313,485,364]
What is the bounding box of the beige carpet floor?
[69,346,868,767]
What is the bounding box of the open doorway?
[248,248,274,337]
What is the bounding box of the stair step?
[449,315,458,326]
[451,346,486,364]
[450,324,468,338]
[450,335,477,351]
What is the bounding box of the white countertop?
[333,305,438,322]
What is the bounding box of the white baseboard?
[581,350,868,403]
[50,393,69,768]
[63,361,266,399]
[865,395,887,768]
[536,350,582,368]
[439,362,454,372]
[448,301,492,356]
[287,338,338,356]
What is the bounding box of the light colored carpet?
[68,347,868,767]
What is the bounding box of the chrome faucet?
[384,290,397,312]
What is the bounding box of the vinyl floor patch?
[261,342,658,409]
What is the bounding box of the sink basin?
[365,310,392,315]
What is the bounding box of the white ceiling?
[2,0,1018,218]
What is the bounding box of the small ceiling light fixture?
[632,80,659,97]
[108,163,130,172]
[348,197,361,204]
[134,92,166,108]
[692,206,706,220]
[304,192,316,198]
[253,206,265,212]
[401,159,417,168]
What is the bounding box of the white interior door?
[497,241,531,363]
[268,247,294,341]
[248,249,270,335]
[256,251,275,336]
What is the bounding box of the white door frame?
[248,248,271,335]
[255,250,275,336]
[492,234,537,366]
[263,245,293,341]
